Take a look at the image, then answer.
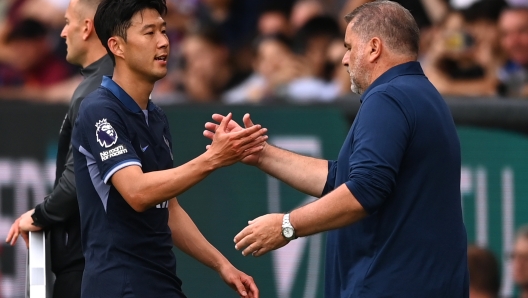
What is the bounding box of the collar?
[80,54,112,78]
[360,61,424,102]
[101,76,155,112]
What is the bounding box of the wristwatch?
[281,213,297,241]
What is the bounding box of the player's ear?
[108,36,125,60]
[82,18,94,41]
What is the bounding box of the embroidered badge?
[95,119,118,148]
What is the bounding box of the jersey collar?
[101,76,155,112]
[360,61,424,102]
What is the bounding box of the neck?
[367,56,415,87]
[81,41,108,68]
[112,64,154,110]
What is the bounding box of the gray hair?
[344,0,420,57]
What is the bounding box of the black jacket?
[32,55,113,274]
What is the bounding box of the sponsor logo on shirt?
[100,144,128,161]
[156,200,169,208]
[95,118,118,148]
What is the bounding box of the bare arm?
[255,144,328,197]
[205,113,328,197]
[168,198,259,298]
[234,184,367,257]
[112,115,267,212]
[111,153,223,212]
[289,184,367,236]
[168,198,230,269]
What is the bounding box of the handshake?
[202,112,268,168]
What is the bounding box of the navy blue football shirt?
[322,62,469,297]
[72,76,185,298]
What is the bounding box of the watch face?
[283,227,294,238]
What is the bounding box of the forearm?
[256,144,328,197]
[290,184,368,237]
[168,199,230,271]
[113,153,218,212]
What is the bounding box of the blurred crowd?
[0,0,528,104]
[468,225,528,298]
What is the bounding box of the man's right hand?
[203,113,268,168]
[203,113,268,166]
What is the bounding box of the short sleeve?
[76,101,141,184]
[321,160,338,197]
[345,91,411,214]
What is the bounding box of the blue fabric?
[72,79,185,298]
[323,61,469,297]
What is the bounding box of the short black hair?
[94,0,167,64]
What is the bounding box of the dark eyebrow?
[141,21,166,31]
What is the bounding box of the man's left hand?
[234,213,289,257]
[19,209,42,232]
[6,209,42,248]
[218,265,259,298]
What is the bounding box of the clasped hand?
[205,113,267,168]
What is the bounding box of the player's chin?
[151,69,168,80]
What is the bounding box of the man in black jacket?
[5,0,111,297]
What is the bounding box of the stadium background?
[0,98,527,297]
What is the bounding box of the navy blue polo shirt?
[322,62,469,297]
[72,76,185,298]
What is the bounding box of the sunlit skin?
[341,22,370,94]
[61,0,87,66]
[109,8,169,109]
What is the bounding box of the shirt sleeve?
[321,160,338,197]
[32,96,83,228]
[32,145,77,228]
[345,91,412,214]
[77,101,141,184]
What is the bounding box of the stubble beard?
[348,60,365,95]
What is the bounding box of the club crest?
[95,119,118,148]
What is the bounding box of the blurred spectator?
[290,0,325,32]
[467,245,501,298]
[422,0,506,96]
[286,15,343,102]
[497,6,528,97]
[195,0,265,53]
[223,34,301,103]
[6,0,65,28]
[326,37,351,96]
[512,225,528,298]
[150,0,199,104]
[0,18,79,102]
[179,27,248,102]
[258,1,293,36]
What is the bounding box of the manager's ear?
[108,36,125,60]
[82,18,94,41]
[367,37,382,63]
